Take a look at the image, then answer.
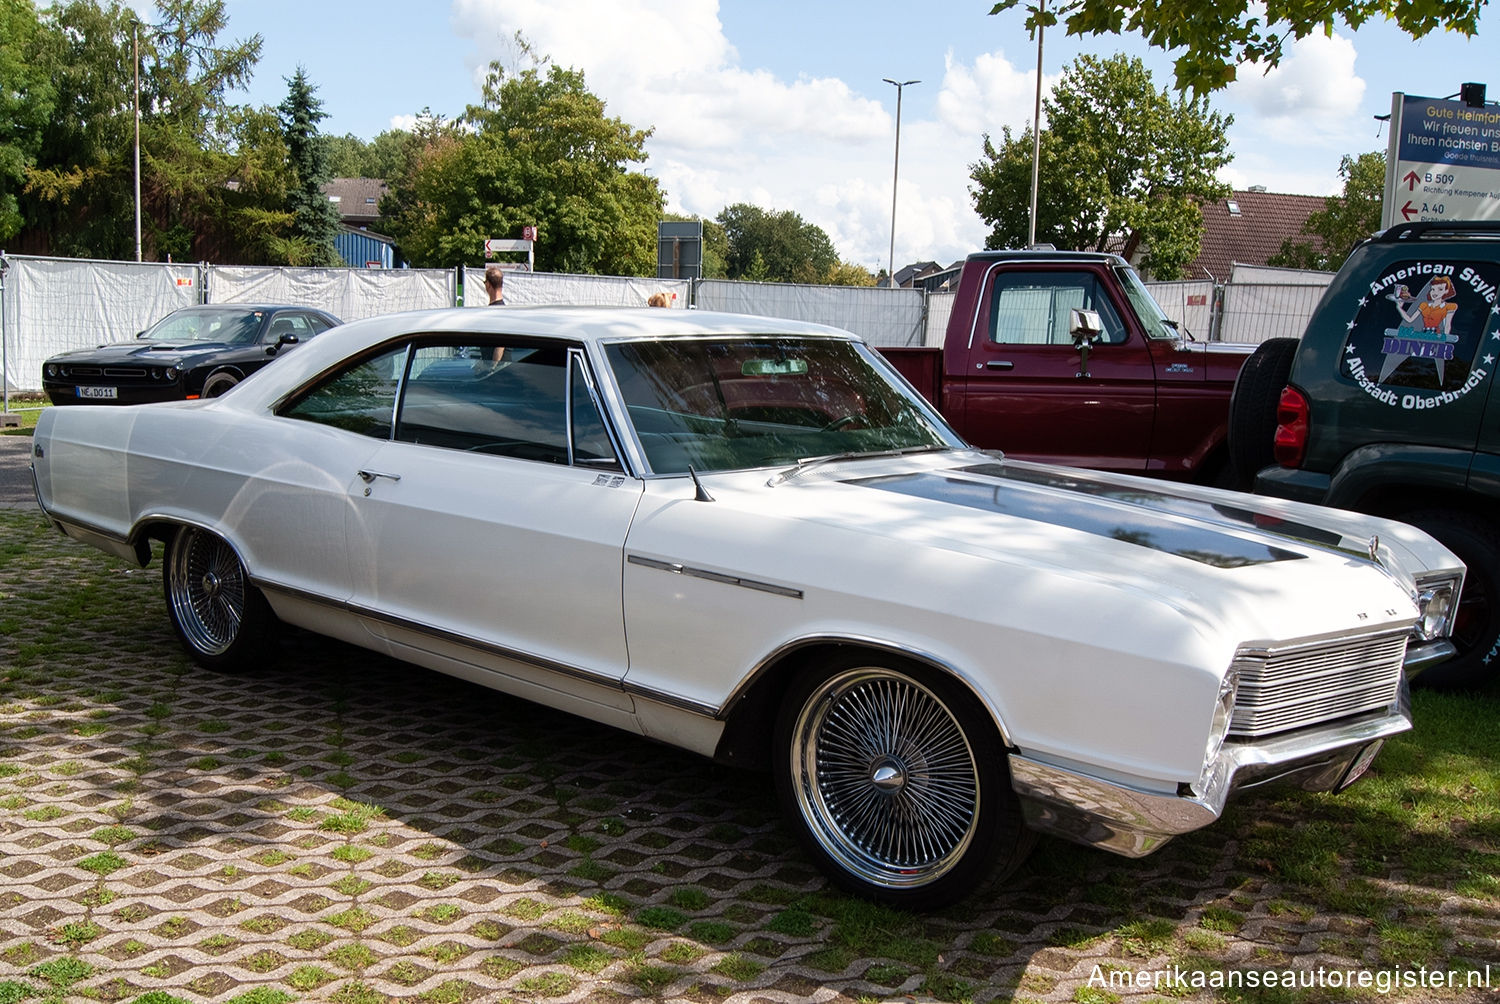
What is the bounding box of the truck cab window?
[988,271,1127,346]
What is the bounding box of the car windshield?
[143,308,263,345]
[1114,266,1182,340]
[604,336,960,475]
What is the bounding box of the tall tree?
[968,53,1231,279]
[382,54,661,274]
[990,0,1485,95]
[278,67,342,266]
[716,203,840,283]
[0,0,56,242]
[18,0,272,261]
[1269,152,1386,272]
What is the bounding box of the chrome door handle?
[357,469,401,484]
[985,360,1014,370]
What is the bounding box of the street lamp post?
[883,77,919,287]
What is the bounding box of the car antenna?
[687,465,715,502]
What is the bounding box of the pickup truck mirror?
[1070,309,1104,378]
[1069,309,1104,345]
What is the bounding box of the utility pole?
[134,21,142,262]
[1027,0,1044,247]
[883,77,920,286]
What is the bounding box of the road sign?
[1383,92,1500,227]
[484,238,531,255]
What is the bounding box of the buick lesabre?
[31,307,1462,908]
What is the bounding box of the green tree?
[968,53,1231,279]
[824,261,877,287]
[990,0,1485,95]
[1269,152,1386,272]
[0,0,57,241]
[715,203,840,283]
[19,0,273,261]
[278,67,341,266]
[382,55,661,274]
[324,127,427,183]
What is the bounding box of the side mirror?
[1069,309,1103,378]
[266,332,299,356]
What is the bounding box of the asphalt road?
[0,435,35,508]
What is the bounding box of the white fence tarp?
[2,255,201,393]
[1218,265,1334,344]
[1142,280,1218,341]
[695,280,925,347]
[209,266,455,321]
[463,269,691,308]
[924,293,955,347]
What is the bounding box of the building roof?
[1186,188,1328,281]
[321,178,388,225]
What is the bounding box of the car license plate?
[77,386,117,400]
[1335,740,1383,792]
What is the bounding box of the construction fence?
[1,254,1333,394]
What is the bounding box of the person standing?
[485,266,506,305]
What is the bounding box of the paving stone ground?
[1,504,1496,1004]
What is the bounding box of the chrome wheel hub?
[167,528,245,657]
[791,667,980,889]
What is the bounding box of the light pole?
[1027,0,1044,247]
[883,77,919,286]
[133,19,142,262]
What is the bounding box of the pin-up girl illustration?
[1391,276,1458,340]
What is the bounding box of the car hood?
[687,450,1456,648]
[50,341,232,364]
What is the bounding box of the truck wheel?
[1403,510,1500,690]
[1227,337,1299,487]
[163,525,274,671]
[773,652,1035,909]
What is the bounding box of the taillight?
[1272,385,1308,468]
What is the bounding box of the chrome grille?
[1229,628,1407,738]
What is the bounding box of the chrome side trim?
[626,554,804,599]
[1010,695,1413,858]
[252,578,720,719]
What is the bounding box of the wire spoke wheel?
[166,527,247,657]
[790,666,981,890]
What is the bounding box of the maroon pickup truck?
[879,250,1255,482]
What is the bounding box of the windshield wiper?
[767,444,952,487]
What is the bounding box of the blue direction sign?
[1383,93,1500,226]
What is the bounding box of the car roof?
[222,306,863,413]
[326,306,858,347]
[171,304,321,313]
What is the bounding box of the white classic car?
[31,307,1463,908]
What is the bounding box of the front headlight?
[1203,667,1239,774]
[1414,573,1462,641]
[46,364,58,378]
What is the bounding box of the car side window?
[264,314,313,344]
[395,340,572,464]
[281,344,407,438]
[306,314,336,335]
[988,271,1128,346]
[569,353,621,470]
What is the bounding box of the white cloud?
[1228,32,1366,136]
[443,0,1029,266]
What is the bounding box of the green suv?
[1232,221,1499,689]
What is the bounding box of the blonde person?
[646,292,671,307]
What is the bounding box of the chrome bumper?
[1009,691,1413,858]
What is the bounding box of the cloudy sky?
[206,0,1497,272]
